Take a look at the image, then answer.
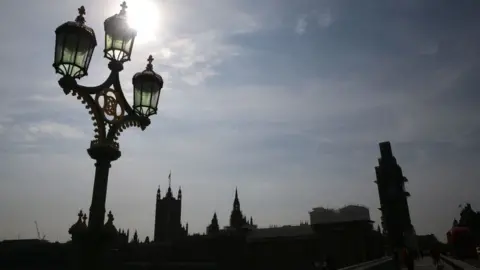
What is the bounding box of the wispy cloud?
[295,15,308,35]
[28,121,85,140]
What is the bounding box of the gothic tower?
[375,141,413,249]
[229,188,248,230]
[207,212,220,235]
[154,172,187,242]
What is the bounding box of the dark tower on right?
[375,141,413,250]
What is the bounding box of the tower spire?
[166,171,173,198]
[233,187,240,210]
[168,170,172,187]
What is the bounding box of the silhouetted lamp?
[104,1,137,62]
[53,6,97,79]
[132,55,163,117]
[51,2,166,242]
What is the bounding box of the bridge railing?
[440,254,480,270]
[339,256,393,270]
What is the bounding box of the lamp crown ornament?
[146,55,154,71]
[120,1,128,15]
[76,6,86,25]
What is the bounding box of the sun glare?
[125,0,161,44]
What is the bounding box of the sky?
[0,0,479,242]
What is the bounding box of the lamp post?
[53,0,163,249]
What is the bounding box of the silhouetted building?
[447,226,477,259]
[68,210,88,242]
[416,234,441,252]
[117,228,129,246]
[245,220,384,269]
[104,211,118,244]
[457,203,480,245]
[447,203,479,259]
[154,173,188,242]
[227,188,256,231]
[207,212,220,235]
[229,188,247,230]
[374,141,414,250]
[310,205,371,225]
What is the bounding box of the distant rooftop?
[248,224,314,240]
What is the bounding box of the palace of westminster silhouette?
[0,142,419,269]
[151,176,256,242]
[153,175,256,242]
[63,143,407,268]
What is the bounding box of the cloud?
[155,33,244,86]
[295,15,308,35]
[27,121,85,140]
[315,9,333,28]
[295,9,333,35]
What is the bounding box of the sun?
[125,0,161,44]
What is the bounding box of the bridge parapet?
[441,255,480,270]
[339,257,393,270]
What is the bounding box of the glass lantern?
[132,55,163,117]
[104,2,137,62]
[53,6,97,79]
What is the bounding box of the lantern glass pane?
[54,33,65,65]
[133,80,160,116]
[105,27,134,61]
[74,36,90,68]
[140,82,154,107]
[133,85,148,115]
[62,34,78,63]
[150,88,160,109]
[133,84,142,107]
[55,32,93,77]
[106,33,113,52]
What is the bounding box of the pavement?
[402,257,454,270]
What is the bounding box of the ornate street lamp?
[104,2,136,62]
[53,2,163,235]
[53,6,96,79]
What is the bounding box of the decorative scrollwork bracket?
[58,61,150,151]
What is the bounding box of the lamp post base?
[73,229,114,270]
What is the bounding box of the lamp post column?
[87,144,121,233]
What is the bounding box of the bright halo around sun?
[126,0,161,44]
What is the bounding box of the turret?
[69,210,88,241]
[104,211,118,243]
[233,187,240,210]
[166,171,173,198]
[157,185,161,200]
[132,230,139,243]
[154,170,188,242]
[230,188,248,230]
[207,212,220,235]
